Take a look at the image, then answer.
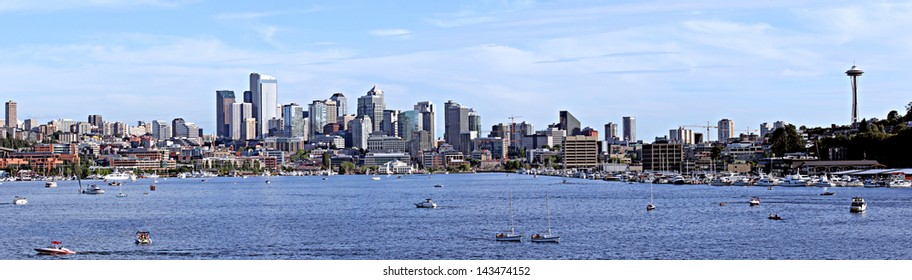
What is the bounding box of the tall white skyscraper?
[250,73,278,138]
[230,102,253,140]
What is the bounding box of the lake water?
[2,173,910,260]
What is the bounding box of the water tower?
[846,64,864,124]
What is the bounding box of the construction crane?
[680,121,719,143]
[505,115,523,162]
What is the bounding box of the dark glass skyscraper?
[216,90,235,138]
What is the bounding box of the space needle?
[846,64,864,124]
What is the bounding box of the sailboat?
[531,193,560,243]
[646,182,656,211]
[117,181,127,197]
[496,191,522,242]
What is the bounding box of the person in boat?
[496,233,504,238]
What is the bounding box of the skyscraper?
[283,103,305,138]
[172,118,186,138]
[250,73,278,138]
[604,122,618,143]
[309,100,332,138]
[468,109,482,134]
[88,115,103,128]
[350,116,373,150]
[444,100,472,154]
[414,101,436,149]
[5,100,16,129]
[330,92,347,119]
[216,90,236,138]
[382,109,400,137]
[718,118,734,143]
[230,102,253,140]
[760,122,772,137]
[152,120,171,141]
[357,85,385,132]
[622,116,636,143]
[559,110,581,136]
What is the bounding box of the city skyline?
[2,1,911,140]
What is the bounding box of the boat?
[104,171,130,181]
[265,180,270,184]
[372,176,381,181]
[671,175,686,185]
[82,184,105,195]
[719,202,727,206]
[108,181,122,186]
[755,171,780,186]
[768,213,782,220]
[709,177,731,186]
[434,184,443,188]
[150,185,156,191]
[13,196,28,205]
[820,191,835,196]
[45,180,57,188]
[749,197,760,206]
[781,173,811,187]
[850,197,867,213]
[496,191,522,242]
[415,198,437,208]
[135,231,152,245]
[816,174,835,188]
[888,173,911,188]
[34,241,76,255]
[531,194,560,243]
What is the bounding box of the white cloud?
[369,29,412,38]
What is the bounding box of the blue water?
[2,173,910,260]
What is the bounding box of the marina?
[3,173,912,260]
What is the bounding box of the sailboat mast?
[509,191,515,234]
[546,193,552,236]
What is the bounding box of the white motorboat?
[136,231,152,245]
[709,177,731,186]
[371,176,381,181]
[415,198,437,208]
[531,194,560,243]
[104,171,131,181]
[816,174,835,188]
[781,173,811,187]
[888,173,911,188]
[749,197,761,206]
[45,180,57,188]
[496,191,522,242]
[850,197,867,213]
[13,196,28,205]
[671,175,686,185]
[34,241,76,255]
[82,184,105,195]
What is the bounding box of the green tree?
[888,110,901,124]
[770,124,804,156]
[322,152,332,170]
[340,161,356,175]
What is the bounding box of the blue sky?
[3,0,911,140]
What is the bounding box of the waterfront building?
[216,90,236,138]
[622,116,636,143]
[367,135,406,153]
[718,118,734,143]
[363,152,411,167]
[562,135,598,169]
[230,102,254,140]
[250,73,278,138]
[642,139,684,172]
[559,111,581,136]
[329,93,347,119]
[282,103,305,138]
[357,85,385,132]
[5,100,16,129]
[382,109,400,137]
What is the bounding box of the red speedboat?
[34,241,76,255]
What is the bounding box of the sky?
[2,0,911,141]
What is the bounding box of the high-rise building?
[604,122,618,143]
[669,127,694,144]
[250,73,278,138]
[283,103,305,138]
[718,118,734,143]
[398,110,421,143]
[382,109,400,137]
[88,115,103,128]
[172,118,186,138]
[562,135,599,168]
[5,100,16,129]
[622,116,636,143]
[468,109,482,134]
[350,116,373,150]
[559,110,581,136]
[444,100,471,154]
[760,122,772,137]
[24,119,36,131]
[230,102,254,140]
[309,100,333,137]
[152,120,171,141]
[243,91,253,103]
[330,93,347,119]
[357,85,385,132]
[414,101,436,149]
[216,90,236,138]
